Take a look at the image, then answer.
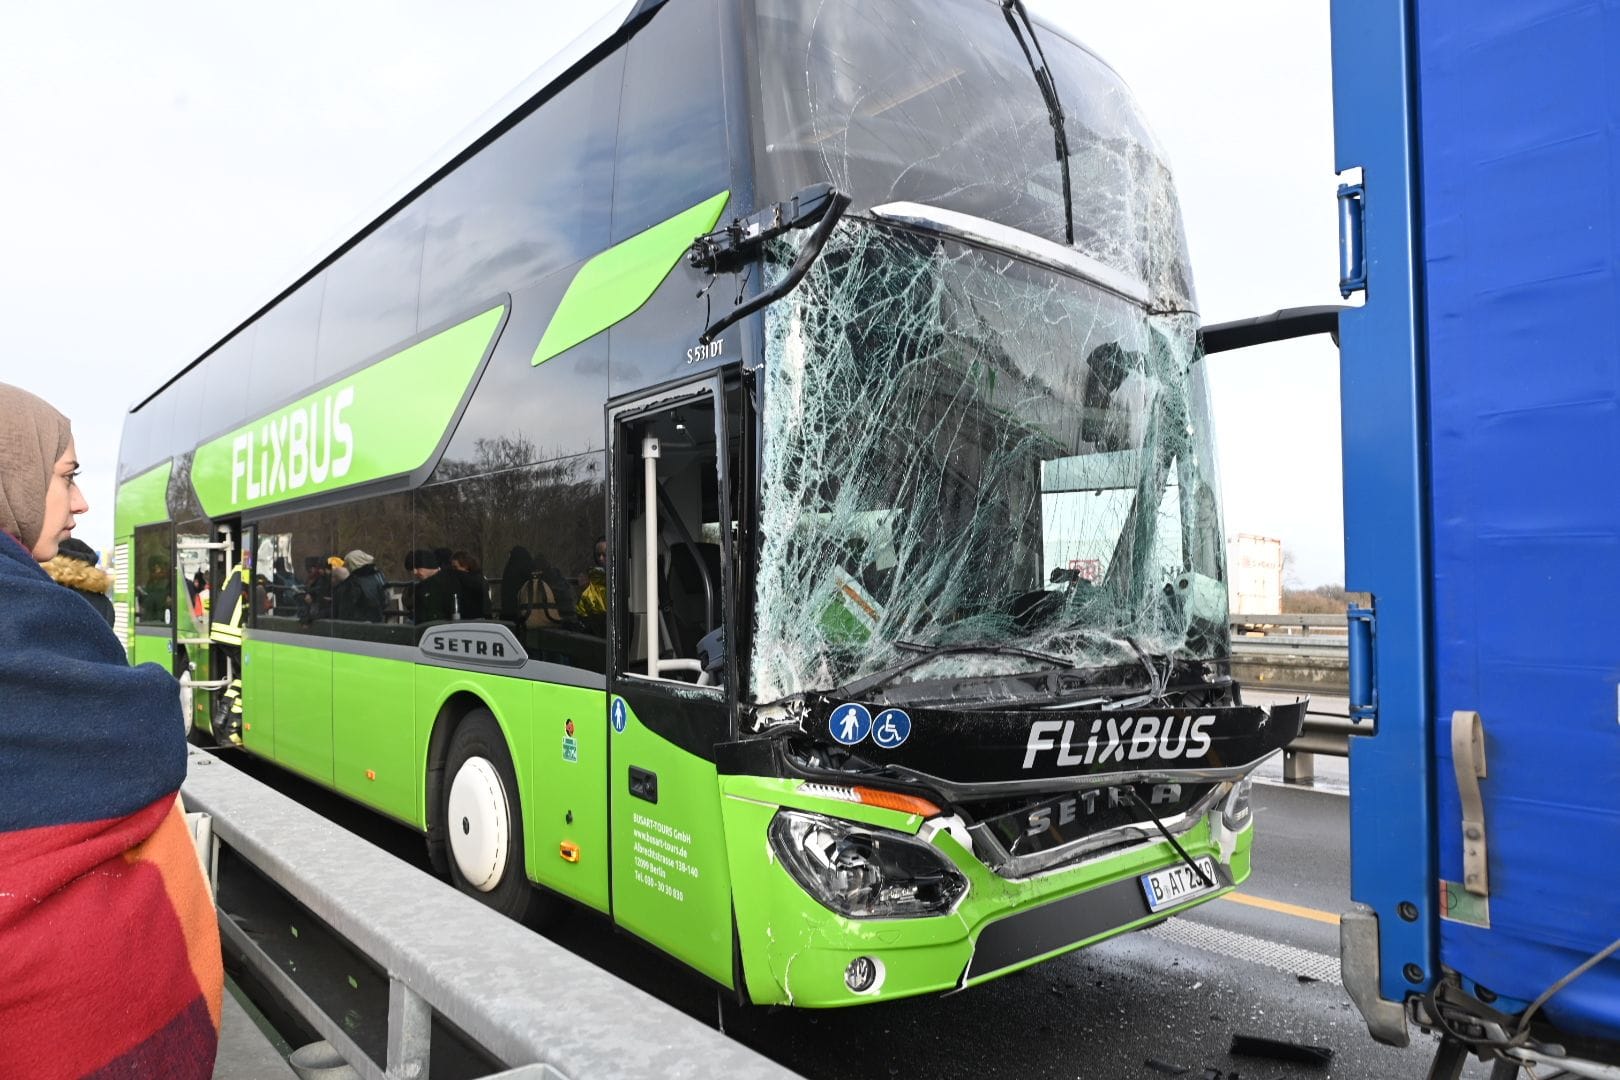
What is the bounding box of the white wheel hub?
[446,756,510,892]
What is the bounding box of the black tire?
[441,709,554,924]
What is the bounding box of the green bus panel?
[526,681,609,914]
[187,646,213,735]
[191,306,505,518]
[332,652,417,822]
[608,697,735,988]
[240,639,274,750]
[131,629,171,671]
[531,191,729,366]
[269,640,334,786]
[114,462,172,537]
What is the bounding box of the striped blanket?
[0,533,221,1079]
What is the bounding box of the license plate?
[1140,857,1221,912]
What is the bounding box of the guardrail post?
[387,977,432,1080]
[1283,748,1316,784]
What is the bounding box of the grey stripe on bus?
[245,627,607,691]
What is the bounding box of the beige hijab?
[0,382,72,553]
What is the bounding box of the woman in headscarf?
[0,382,222,1079]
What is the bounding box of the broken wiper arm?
[832,641,1071,701]
[1123,636,1172,701]
[893,639,1072,666]
[1122,787,1215,889]
[692,184,851,345]
[1001,0,1073,245]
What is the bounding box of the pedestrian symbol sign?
[611,697,628,734]
[829,703,872,745]
[871,708,911,749]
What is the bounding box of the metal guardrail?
[182,748,802,1080]
[1230,612,1349,630]
[1230,637,1350,660]
[1228,617,1355,770]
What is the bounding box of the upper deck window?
[753,0,1193,311]
[612,0,730,243]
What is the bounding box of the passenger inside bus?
[331,549,385,622]
[138,556,172,624]
[406,548,457,623]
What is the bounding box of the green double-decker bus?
[115,0,1302,1007]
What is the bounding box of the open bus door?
[177,520,248,743]
[604,374,741,990]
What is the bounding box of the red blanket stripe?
[0,798,221,1080]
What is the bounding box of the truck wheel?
[442,709,554,924]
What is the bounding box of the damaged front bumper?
[721,774,1253,1006]
[718,697,1305,1006]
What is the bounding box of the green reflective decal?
[114,460,173,535]
[192,305,505,516]
[532,191,730,366]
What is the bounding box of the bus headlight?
[1222,778,1253,831]
[768,810,968,919]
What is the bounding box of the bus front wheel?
[441,709,551,924]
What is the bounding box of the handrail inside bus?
[655,479,717,638]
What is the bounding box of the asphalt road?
[219,752,1492,1079]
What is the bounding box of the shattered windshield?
[750,224,1226,703]
[745,0,1221,703]
[753,0,1194,311]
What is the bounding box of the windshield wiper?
[831,640,1072,701]
[1001,0,1074,245]
[1123,635,1172,701]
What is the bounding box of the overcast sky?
[0,1,1343,585]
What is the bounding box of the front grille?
[964,781,1225,879]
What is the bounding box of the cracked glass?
[746,0,1222,703]
[754,0,1194,311]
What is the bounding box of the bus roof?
[130,0,663,416]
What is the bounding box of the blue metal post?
[1331,0,1437,1004]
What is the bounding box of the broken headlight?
[1222,778,1253,830]
[769,810,968,919]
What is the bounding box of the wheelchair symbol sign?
[829,703,872,745]
[871,708,911,749]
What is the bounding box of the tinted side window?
[315,203,428,381]
[419,52,623,329]
[202,330,257,443]
[133,522,175,626]
[414,454,605,670]
[163,366,207,463]
[254,508,336,636]
[118,405,155,483]
[436,271,609,473]
[250,276,325,408]
[613,0,729,241]
[329,492,416,644]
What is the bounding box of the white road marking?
[1146,917,1342,986]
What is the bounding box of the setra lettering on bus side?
[428,635,506,658]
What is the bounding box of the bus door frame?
[602,369,742,983]
[178,518,247,738]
